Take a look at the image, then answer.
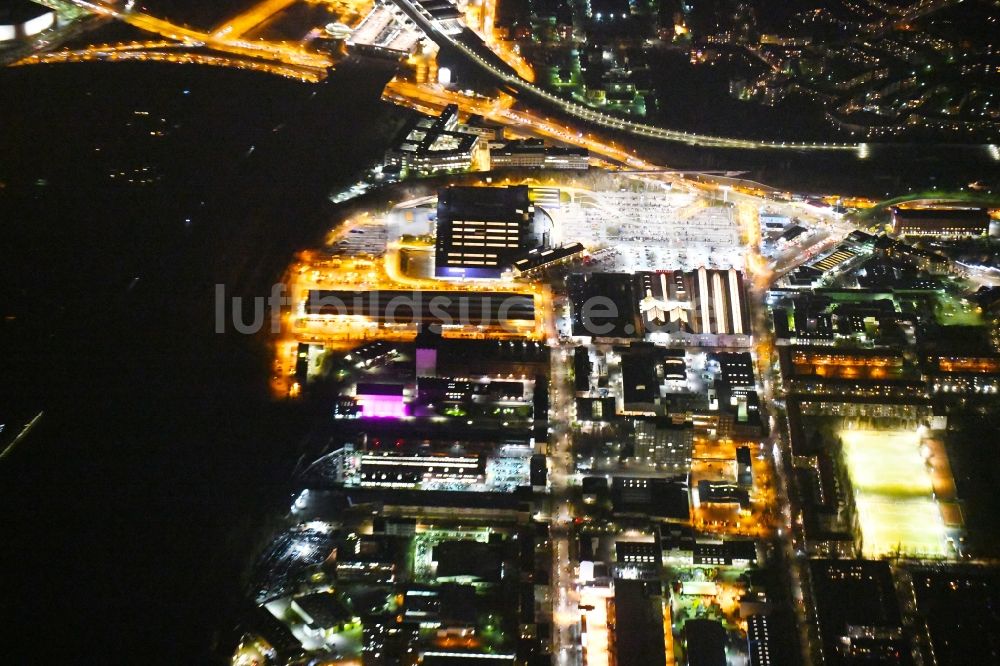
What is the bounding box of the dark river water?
[0,56,404,663]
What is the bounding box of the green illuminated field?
[840,429,949,558]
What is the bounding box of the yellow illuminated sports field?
[840,429,949,558]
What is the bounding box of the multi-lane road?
[386,0,862,153]
[17,0,335,80]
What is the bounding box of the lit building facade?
[435,185,535,279]
[891,206,989,237]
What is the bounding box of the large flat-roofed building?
[511,243,585,277]
[432,539,503,582]
[612,580,666,666]
[356,452,484,487]
[413,326,549,377]
[414,328,548,378]
[711,351,755,389]
[435,186,535,279]
[911,567,1000,666]
[490,138,589,170]
[693,540,757,567]
[891,206,989,237]
[809,559,911,665]
[632,418,693,470]
[619,343,687,414]
[0,0,54,42]
[421,653,515,666]
[346,4,420,56]
[305,289,535,328]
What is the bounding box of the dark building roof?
[615,541,662,567]
[578,534,598,562]
[292,592,353,628]
[846,230,878,245]
[613,580,666,666]
[493,138,588,158]
[389,105,478,165]
[419,0,463,19]
[415,328,549,376]
[247,606,301,655]
[891,206,989,235]
[747,614,773,666]
[911,567,1000,666]
[574,347,592,391]
[711,351,755,389]
[416,376,524,401]
[780,225,807,242]
[356,382,405,396]
[344,487,527,512]
[612,476,690,520]
[620,343,687,404]
[575,396,616,421]
[973,286,1000,310]
[685,619,727,666]
[622,353,656,404]
[438,583,479,625]
[530,454,547,487]
[698,480,750,507]
[786,264,823,286]
[346,340,397,364]
[433,540,503,582]
[581,476,609,496]
[512,243,585,274]
[568,272,640,338]
[306,289,535,325]
[773,306,835,340]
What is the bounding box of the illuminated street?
[13,0,341,80]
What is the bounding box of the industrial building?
[890,206,989,237]
[489,138,589,170]
[435,185,537,278]
[511,243,585,277]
